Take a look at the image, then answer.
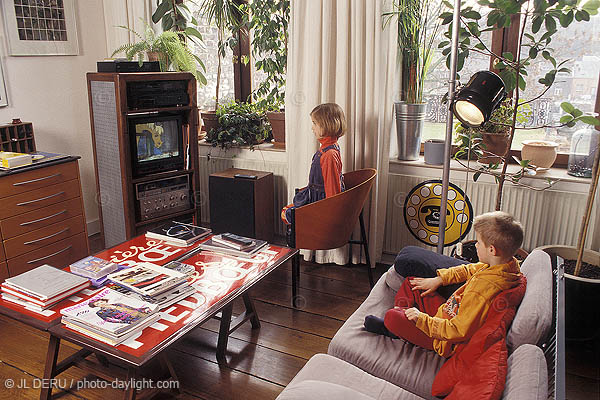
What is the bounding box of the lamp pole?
[437,0,462,254]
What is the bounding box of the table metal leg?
[242,292,261,329]
[40,334,60,400]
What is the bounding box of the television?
[128,113,185,177]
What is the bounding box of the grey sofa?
[277,249,553,400]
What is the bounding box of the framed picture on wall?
[0,62,7,107]
[1,0,79,56]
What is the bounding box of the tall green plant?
[438,0,600,211]
[199,0,245,109]
[383,0,441,103]
[246,0,289,109]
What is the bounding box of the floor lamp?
[437,0,507,253]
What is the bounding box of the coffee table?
[0,235,297,399]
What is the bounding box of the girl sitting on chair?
[281,103,346,225]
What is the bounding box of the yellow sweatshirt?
[415,258,521,358]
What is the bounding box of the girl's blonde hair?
[310,103,347,138]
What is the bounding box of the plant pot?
[200,111,218,134]
[267,111,285,148]
[521,140,559,169]
[480,132,510,164]
[424,139,445,165]
[395,102,426,161]
[539,245,600,341]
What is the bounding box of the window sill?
[198,139,287,163]
[389,156,593,193]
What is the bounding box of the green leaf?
[152,0,171,24]
[561,102,576,114]
[545,15,557,32]
[582,0,600,15]
[475,43,486,50]
[464,10,482,19]
[473,171,482,182]
[558,67,571,74]
[438,41,450,48]
[503,52,514,61]
[579,116,600,126]
[559,10,574,27]
[184,27,203,41]
[518,75,526,91]
[572,108,583,118]
[532,16,543,33]
[560,115,574,123]
[529,47,538,59]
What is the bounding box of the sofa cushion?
[328,273,445,400]
[431,276,527,400]
[507,249,552,351]
[502,344,547,400]
[276,354,422,400]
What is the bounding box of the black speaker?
[209,168,274,242]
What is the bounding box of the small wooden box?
[0,122,36,153]
[209,168,274,243]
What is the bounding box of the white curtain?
[102,0,154,58]
[286,0,397,266]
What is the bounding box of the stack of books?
[107,262,194,309]
[1,265,90,311]
[60,287,160,346]
[145,221,211,247]
[198,233,268,257]
[70,256,119,281]
[0,151,32,169]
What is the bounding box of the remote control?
[234,173,257,179]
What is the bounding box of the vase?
[568,126,599,178]
[395,102,426,161]
[480,132,510,164]
[539,245,600,341]
[267,111,285,148]
[521,140,559,169]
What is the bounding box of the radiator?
[198,155,289,237]
[384,174,597,255]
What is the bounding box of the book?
[4,264,90,301]
[60,287,159,336]
[0,151,70,171]
[70,256,119,279]
[212,233,255,250]
[0,151,32,168]
[110,283,196,309]
[1,280,90,308]
[198,234,268,258]
[145,221,211,247]
[107,262,188,297]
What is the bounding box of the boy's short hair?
[473,211,523,257]
[310,103,347,138]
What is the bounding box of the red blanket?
[431,275,527,400]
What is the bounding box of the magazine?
[212,233,255,250]
[145,221,211,246]
[110,283,196,309]
[198,234,268,258]
[62,313,161,346]
[162,260,196,277]
[107,262,187,297]
[70,256,119,279]
[60,287,159,335]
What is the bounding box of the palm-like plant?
[199,0,245,109]
[111,22,206,84]
[383,0,441,103]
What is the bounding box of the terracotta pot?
[539,245,600,341]
[521,140,559,168]
[200,111,218,134]
[267,111,285,148]
[480,132,510,164]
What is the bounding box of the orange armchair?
[287,168,377,307]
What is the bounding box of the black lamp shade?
[452,71,506,128]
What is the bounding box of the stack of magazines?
[106,262,195,309]
[145,221,211,247]
[1,265,90,311]
[69,256,127,287]
[60,287,160,346]
[198,233,268,257]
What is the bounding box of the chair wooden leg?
[359,212,374,288]
[292,252,300,308]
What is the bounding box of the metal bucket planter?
[539,245,600,341]
[395,102,426,160]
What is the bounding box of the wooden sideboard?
[0,159,89,277]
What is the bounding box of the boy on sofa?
[364,211,523,358]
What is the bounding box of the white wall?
[0,2,108,234]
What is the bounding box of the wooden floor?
[0,234,597,399]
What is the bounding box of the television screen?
[134,120,180,163]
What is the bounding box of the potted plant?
[384,0,441,160]
[111,21,206,83]
[439,0,600,210]
[205,101,270,149]
[246,0,289,147]
[198,0,245,134]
